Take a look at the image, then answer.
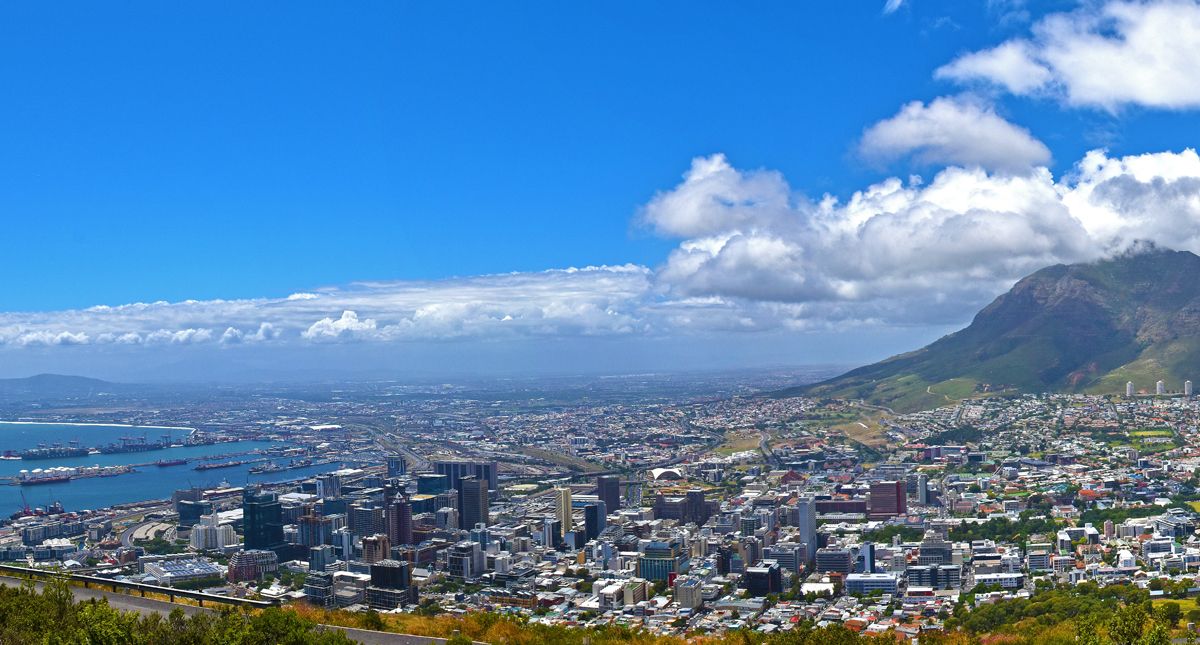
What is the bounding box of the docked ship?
[248,462,284,474]
[98,434,171,455]
[19,444,90,460]
[194,460,247,471]
[155,458,188,467]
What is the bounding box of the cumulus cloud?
[937,0,1200,110]
[860,96,1051,172]
[645,149,1200,325]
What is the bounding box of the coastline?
[0,421,196,431]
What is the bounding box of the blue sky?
[5,1,1200,380]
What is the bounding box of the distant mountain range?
[790,248,1200,412]
[0,373,125,403]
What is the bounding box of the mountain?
[0,373,126,403]
[791,248,1200,412]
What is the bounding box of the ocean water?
[0,422,340,513]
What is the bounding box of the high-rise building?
[795,496,817,567]
[1187,380,1194,397]
[416,474,449,494]
[744,560,782,596]
[685,489,710,525]
[362,533,391,564]
[386,498,413,546]
[297,513,334,547]
[638,538,688,581]
[242,489,285,553]
[916,474,929,505]
[457,476,489,530]
[596,475,621,512]
[860,542,876,573]
[386,455,407,478]
[1157,380,1167,395]
[434,460,498,491]
[349,504,385,538]
[555,487,573,538]
[366,559,417,609]
[1126,381,1135,397]
[309,544,336,572]
[584,501,607,540]
[868,481,907,519]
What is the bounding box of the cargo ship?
[98,434,171,455]
[155,458,188,467]
[19,444,90,460]
[194,460,248,471]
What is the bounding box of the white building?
[1126,381,1135,397]
[1157,380,1166,395]
[189,514,237,551]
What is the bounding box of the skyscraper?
[434,460,498,491]
[1157,380,1166,395]
[584,501,607,540]
[242,489,285,553]
[795,495,817,567]
[596,475,621,512]
[916,473,929,505]
[387,497,413,546]
[458,476,488,530]
[868,481,907,519]
[555,486,572,538]
[1187,380,1194,397]
[1126,381,1135,397]
[362,533,391,564]
[386,455,407,477]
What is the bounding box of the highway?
[0,575,474,645]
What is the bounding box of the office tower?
[349,504,385,538]
[1157,380,1166,395]
[597,475,621,512]
[242,489,285,553]
[917,474,929,505]
[1188,380,1194,397]
[177,499,213,529]
[860,542,876,573]
[362,533,391,564]
[637,538,688,581]
[795,496,817,567]
[366,559,417,609]
[434,460,498,491]
[416,474,449,494]
[815,547,854,574]
[685,489,710,525]
[458,476,488,530]
[868,481,907,519]
[309,544,336,572]
[555,487,573,538]
[584,501,607,540]
[1126,381,1135,397]
[297,513,334,547]
[744,560,782,596]
[386,455,407,478]
[446,541,485,579]
[386,497,413,546]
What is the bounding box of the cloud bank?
[8,148,1200,352]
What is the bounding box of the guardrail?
[0,563,279,609]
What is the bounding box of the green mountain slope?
[791,249,1200,412]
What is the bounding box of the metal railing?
[0,563,278,609]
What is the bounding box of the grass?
[711,430,762,456]
[1188,501,1200,513]
[1130,429,1174,438]
[827,407,889,449]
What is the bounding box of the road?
[0,575,474,645]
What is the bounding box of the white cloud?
[302,311,378,341]
[860,96,1051,172]
[935,41,1052,94]
[883,0,906,14]
[938,0,1200,110]
[645,149,1200,325]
